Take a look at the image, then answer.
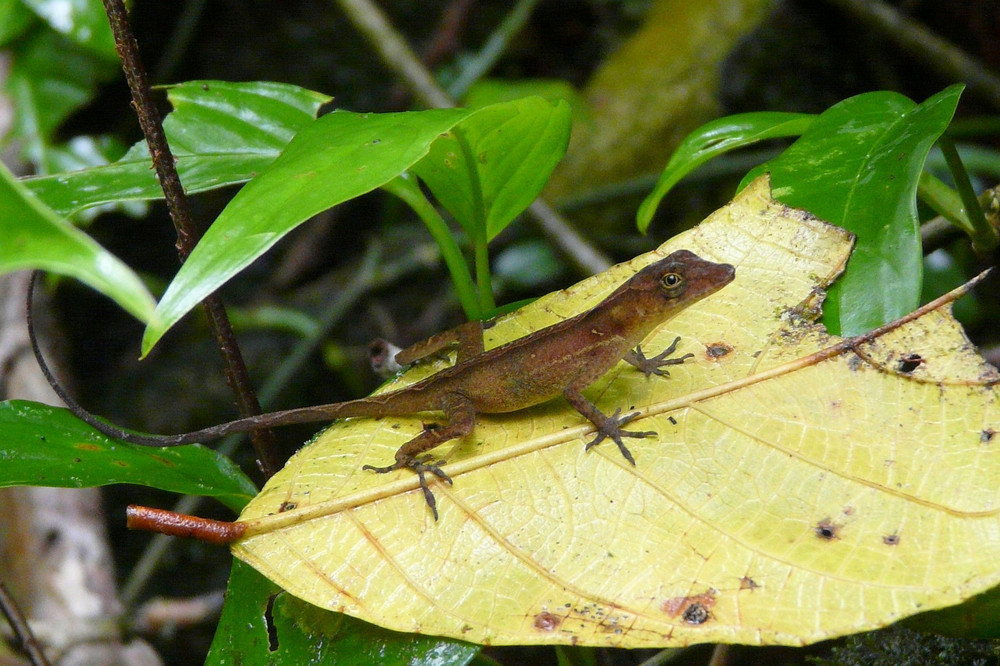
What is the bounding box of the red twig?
[126,505,246,545]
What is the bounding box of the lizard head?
[629,249,735,317]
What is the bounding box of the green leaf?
[0,401,256,512]
[141,106,474,355]
[206,559,479,665]
[24,80,331,216]
[412,96,572,241]
[0,0,35,45]
[3,27,118,163]
[0,160,155,322]
[904,583,1000,639]
[636,112,815,232]
[760,85,963,336]
[21,0,115,56]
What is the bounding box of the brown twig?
[100,0,280,476]
[0,580,52,666]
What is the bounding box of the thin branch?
[446,0,544,99]
[0,580,52,666]
[332,0,612,275]
[826,0,1000,110]
[100,0,280,476]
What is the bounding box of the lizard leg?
[362,393,476,520]
[623,336,694,377]
[563,387,655,465]
[394,320,486,365]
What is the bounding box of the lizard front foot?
[625,336,694,377]
[362,455,453,520]
[584,408,655,465]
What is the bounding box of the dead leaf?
[229,175,999,647]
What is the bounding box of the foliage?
[0,55,995,663]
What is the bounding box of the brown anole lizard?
[31,250,734,518]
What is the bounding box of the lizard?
[29,249,735,518]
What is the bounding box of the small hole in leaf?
[883,533,900,546]
[706,342,732,358]
[814,518,839,540]
[897,353,924,374]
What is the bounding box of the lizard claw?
[362,455,452,520]
[584,408,655,465]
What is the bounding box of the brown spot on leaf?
[706,342,732,358]
[75,443,101,451]
[814,518,840,540]
[533,611,561,632]
[668,416,677,425]
[981,429,996,444]
[662,589,716,625]
[883,533,900,546]
[897,353,924,374]
[842,506,855,516]
[740,576,759,591]
[278,501,297,513]
[847,355,863,371]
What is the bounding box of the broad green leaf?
[0,401,255,512]
[636,112,814,232]
[206,559,478,665]
[24,80,331,216]
[0,0,35,45]
[3,28,117,162]
[412,96,571,241]
[230,176,1000,646]
[464,78,586,117]
[140,107,475,355]
[0,160,155,322]
[754,85,963,336]
[21,0,115,56]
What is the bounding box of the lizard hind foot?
[584,408,655,465]
[362,455,453,521]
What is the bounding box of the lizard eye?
[659,271,685,297]
[661,272,682,287]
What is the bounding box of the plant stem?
[100,0,280,476]
[382,176,481,319]
[332,0,612,276]
[938,135,998,251]
[446,0,544,99]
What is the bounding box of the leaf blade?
[0,401,256,512]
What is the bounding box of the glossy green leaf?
[636,112,815,232]
[24,81,331,216]
[0,160,155,322]
[141,107,474,355]
[21,0,115,56]
[206,559,479,665]
[412,96,571,241]
[761,85,963,336]
[0,401,256,512]
[3,28,118,163]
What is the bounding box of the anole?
[31,250,734,518]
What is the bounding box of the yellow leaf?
[230,175,1000,647]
